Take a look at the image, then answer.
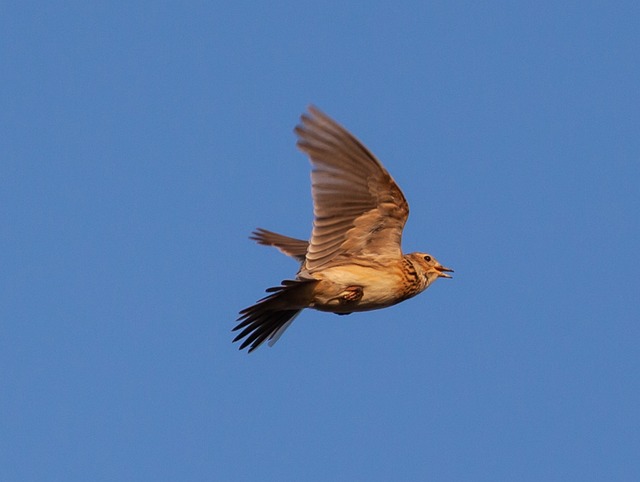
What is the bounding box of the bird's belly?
[309,265,405,312]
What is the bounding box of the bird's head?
[407,252,454,287]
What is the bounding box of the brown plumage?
[233,106,452,352]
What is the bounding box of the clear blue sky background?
[2,2,639,481]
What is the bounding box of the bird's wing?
[233,279,315,352]
[295,106,409,272]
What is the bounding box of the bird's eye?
[424,255,432,262]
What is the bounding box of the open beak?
[436,265,454,279]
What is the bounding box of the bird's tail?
[233,279,316,352]
[250,228,309,262]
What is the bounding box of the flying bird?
[233,106,453,352]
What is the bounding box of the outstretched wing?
[295,106,409,272]
[233,279,316,353]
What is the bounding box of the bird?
[233,106,453,352]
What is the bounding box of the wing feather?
[295,106,409,271]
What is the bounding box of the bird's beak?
[436,265,454,279]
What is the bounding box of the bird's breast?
[308,261,419,312]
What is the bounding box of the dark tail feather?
[250,228,309,262]
[233,279,315,353]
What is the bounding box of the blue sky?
[2,1,639,480]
